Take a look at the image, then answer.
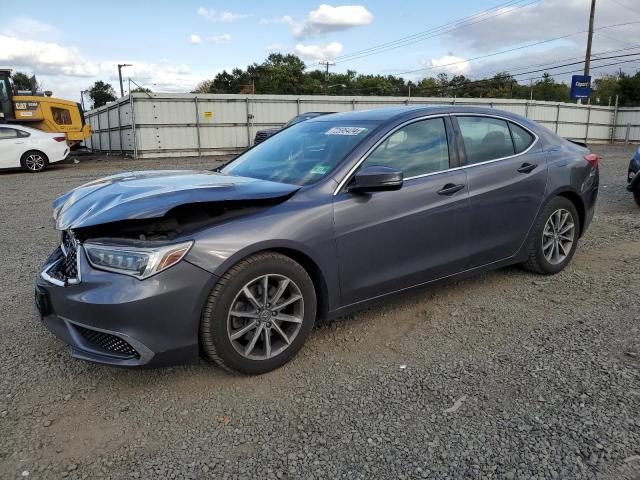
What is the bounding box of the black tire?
[200,252,317,374]
[634,190,640,207]
[521,196,580,275]
[20,150,49,172]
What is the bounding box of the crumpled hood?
[53,170,299,230]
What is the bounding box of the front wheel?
[200,252,316,374]
[522,196,580,275]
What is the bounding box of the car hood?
[52,170,300,230]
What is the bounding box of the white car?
[0,124,70,172]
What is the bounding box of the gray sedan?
[35,106,599,374]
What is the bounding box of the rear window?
[457,116,515,164]
[0,128,18,139]
[509,122,535,153]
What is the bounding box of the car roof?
[308,105,529,124]
[1,124,47,135]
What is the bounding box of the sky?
[2,0,640,103]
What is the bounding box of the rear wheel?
[200,252,316,374]
[634,190,640,207]
[522,196,580,275]
[21,150,48,172]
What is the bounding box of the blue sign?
[570,75,591,99]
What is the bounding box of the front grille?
[48,231,80,284]
[75,325,140,358]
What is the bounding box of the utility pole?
[80,90,88,111]
[579,0,596,104]
[318,60,335,95]
[118,64,132,97]
[584,0,596,78]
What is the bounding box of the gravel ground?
[0,147,639,480]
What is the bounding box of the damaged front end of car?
[36,169,300,367]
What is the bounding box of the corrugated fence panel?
[84,93,640,158]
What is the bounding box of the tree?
[617,71,640,106]
[131,87,152,93]
[190,53,640,105]
[531,74,569,102]
[11,71,32,91]
[88,81,116,107]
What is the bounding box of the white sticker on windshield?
[325,127,367,136]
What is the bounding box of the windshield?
[222,119,380,186]
[284,113,323,127]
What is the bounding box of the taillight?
[584,153,599,169]
[53,136,66,142]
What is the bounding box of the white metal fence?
[85,93,640,158]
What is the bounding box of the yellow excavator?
[0,68,91,147]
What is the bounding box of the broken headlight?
[84,241,193,280]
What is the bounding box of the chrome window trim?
[333,112,539,195]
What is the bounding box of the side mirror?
[348,165,403,193]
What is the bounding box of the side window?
[509,122,534,153]
[362,118,450,178]
[51,107,72,125]
[457,116,515,164]
[0,128,18,140]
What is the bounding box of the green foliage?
[194,54,640,105]
[88,81,117,108]
[11,71,32,91]
[131,87,152,93]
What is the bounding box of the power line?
[334,0,534,62]
[302,2,537,71]
[609,0,640,16]
[465,43,640,80]
[335,0,527,58]
[412,56,640,96]
[389,20,640,76]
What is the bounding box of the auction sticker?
[310,164,331,175]
[325,127,367,136]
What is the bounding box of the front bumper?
[35,245,217,368]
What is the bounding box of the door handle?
[14,141,25,144]
[437,183,465,196]
[517,162,537,174]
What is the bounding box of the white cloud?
[424,55,470,75]
[259,18,270,25]
[447,0,640,51]
[2,17,58,40]
[294,4,373,38]
[209,34,232,45]
[197,6,248,22]
[0,34,99,77]
[294,42,344,61]
[189,34,202,44]
[0,32,208,102]
[266,43,287,54]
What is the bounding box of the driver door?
[333,116,471,306]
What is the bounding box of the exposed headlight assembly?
[84,241,193,279]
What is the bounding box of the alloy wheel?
[542,208,575,265]
[227,274,304,360]
[25,154,45,171]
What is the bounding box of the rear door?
[333,116,470,306]
[0,127,27,168]
[453,115,547,268]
